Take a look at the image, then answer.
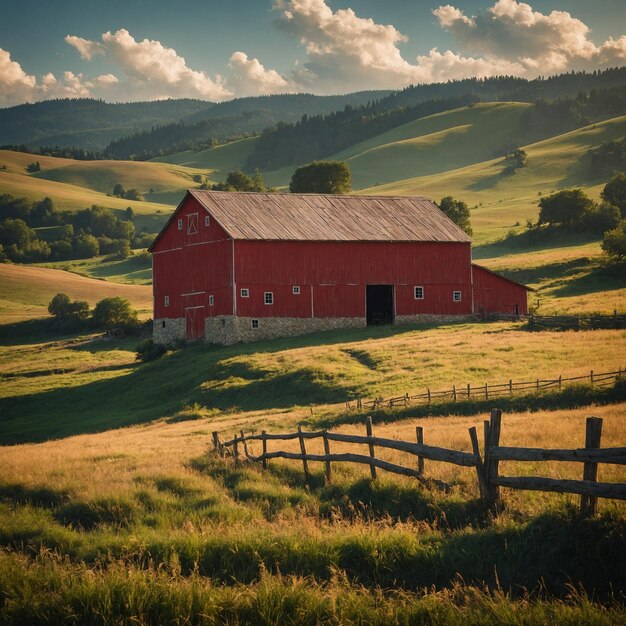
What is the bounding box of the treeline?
[0,144,104,160]
[0,194,156,263]
[247,83,626,171]
[245,95,477,171]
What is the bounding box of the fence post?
[298,425,310,481]
[580,417,603,517]
[467,384,471,399]
[240,430,250,458]
[233,434,239,465]
[453,384,457,401]
[427,388,431,403]
[559,375,562,390]
[485,409,502,511]
[469,426,488,501]
[416,426,424,476]
[509,379,513,395]
[536,378,539,391]
[590,370,594,384]
[323,430,332,483]
[366,416,377,479]
[484,383,488,400]
[212,431,219,451]
[261,430,268,470]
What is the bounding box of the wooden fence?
[528,313,626,331]
[344,367,623,411]
[212,411,626,516]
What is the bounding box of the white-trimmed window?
[177,219,183,230]
[292,285,301,295]
[208,295,215,306]
[453,290,462,302]
[164,295,170,307]
[204,215,210,227]
[264,291,274,305]
[240,288,249,298]
[414,286,424,300]
[251,319,259,329]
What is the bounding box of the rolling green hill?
[356,114,626,243]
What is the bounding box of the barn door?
[185,306,205,339]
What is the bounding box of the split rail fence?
[344,367,624,411]
[212,411,626,516]
[528,313,626,331]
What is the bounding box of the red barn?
[149,190,529,344]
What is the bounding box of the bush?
[73,233,99,259]
[583,201,621,234]
[538,189,596,228]
[289,161,351,194]
[602,221,626,260]
[136,339,167,362]
[92,297,139,331]
[601,171,626,217]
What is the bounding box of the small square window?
[177,219,183,230]
[251,319,259,329]
[209,295,215,306]
[164,295,170,307]
[161,321,166,328]
[414,286,424,300]
[292,285,301,295]
[264,292,273,305]
[453,291,462,302]
[240,288,249,298]
[204,215,210,226]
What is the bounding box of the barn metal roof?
[188,190,472,243]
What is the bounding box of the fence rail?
[344,367,624,411]
[212,412,626,516]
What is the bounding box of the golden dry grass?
[0,263,152,322]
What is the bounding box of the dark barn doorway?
[366,285,394,325]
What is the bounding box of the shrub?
[73,233,99,259]
[538,189,595,228]
[92,297,139,331]
[601,171,626,216]
[136,339,167,362]
[583,201,621,234]
[289,161,351,194]
[602,221,626,260]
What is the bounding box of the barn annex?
[149,190,530,345]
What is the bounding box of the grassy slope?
[151,137,258,179]
[330,102,532,189]
[2,319,625,443]
[359,115,626,243]
[0,263,151,323]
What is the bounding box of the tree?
[73,233,99,258]
[583,201,621,234]
[26,161,41,173]
[92,297,139,330]
[538,189,595,228]
[0,218,34,248]
[112,183,126,198]
[48,293,71,317]
[212,170,266,192]
[601,172,626,217]
[602,222,626,260]
[437,196,473,236]
[124,188,144,201]
[125,206,135,221]
[289,161,351,194]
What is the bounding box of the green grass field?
[359,114,626,243]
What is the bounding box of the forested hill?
[246,70,626,171]
[0,99,213,150]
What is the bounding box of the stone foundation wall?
[394,314,474,326]
[153,318,186,344]
[205,315,366,345]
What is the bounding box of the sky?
[1,0,626,106]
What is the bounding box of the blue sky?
[1,0,625,105]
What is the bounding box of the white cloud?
[66,29,232,101]
[434,0,626,74]
[274,0,528,91]
[64,35,103,61]
[228,51,294,96]
[0,48,37,106]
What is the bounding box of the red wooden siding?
[472,264,529,315]
[234,240,473,318]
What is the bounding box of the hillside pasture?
[0,263,152,323]
[359,114,626,243]
[2,318,625,444]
